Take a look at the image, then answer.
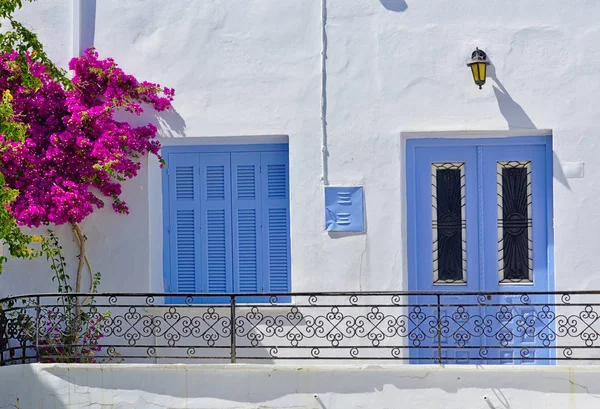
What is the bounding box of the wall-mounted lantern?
[467,48,490,89]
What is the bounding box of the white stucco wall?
[1,0,600,295]
[2,363,600,408]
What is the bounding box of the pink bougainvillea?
[0,48,174,227]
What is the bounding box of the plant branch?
[71,223,96,305]
[71,223,85,294]
[70,223,86,334]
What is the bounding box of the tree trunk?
[71,223,86,336]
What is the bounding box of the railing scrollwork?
[2,291,600,365]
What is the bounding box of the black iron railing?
[2,291,600,365]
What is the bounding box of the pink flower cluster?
[0,48,174,226]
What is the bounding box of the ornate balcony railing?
[2,291,600,365]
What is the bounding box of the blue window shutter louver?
[163,144,291,303]
[231,152,263,293]
[167,153,201,293]
[261,151,291,293]
[199,153,233,295]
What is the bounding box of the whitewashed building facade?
[3,0,598,301]
[2,0,600,407]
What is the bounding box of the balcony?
[2,291,600,365]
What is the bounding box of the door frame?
[406,135,554,293]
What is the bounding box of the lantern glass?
[471,64,481,82]
[477,62,487,84]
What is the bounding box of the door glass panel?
[431,162,466,284]
[497,161,533,283]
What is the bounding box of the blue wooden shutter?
[261,151,291,292]
[167,153,201,293]
[199,153,233,295]
[231,152,263,293]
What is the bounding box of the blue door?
[407,137,553,364]
[481,144,552,364]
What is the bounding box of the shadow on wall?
[553,151,570,190]
[75,0,187,139]
[9,364,600,407]
[488,64,536,130]
[116,106,187,138]
[78,0,96,55]
[379,0,408,12]
[489,64,570,190]
[156,109,187,138]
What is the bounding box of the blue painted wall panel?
[324,186,365,232]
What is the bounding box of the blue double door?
[407,137,553,364]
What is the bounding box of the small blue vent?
[324,186,365,232]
